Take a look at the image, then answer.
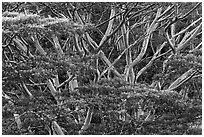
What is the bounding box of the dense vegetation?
[2,2,202,135]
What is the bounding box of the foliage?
[2,2,202,135]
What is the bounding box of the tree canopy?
[2,2,202,135]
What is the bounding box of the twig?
[95,10,126,28]
[78,106,94,134]
[164,2,201,32]
[9,2,25,12]
[40,2,65,18]
[26,83,47,86]
[96,4,155,52]
[2,33,18,48]
[56,75,75,89]
[180,2,201,21]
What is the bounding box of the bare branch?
[31,35,47,56]
[172,17,202,38]
[135,42,167,82]
[180,2,201,21]
[57,75,75,89]
[79,106,94,135]
[97,4,156,52]
[163,68,197,92]
[52,34,64,56]
[177,23,202,52]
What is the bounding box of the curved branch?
[79,106,94,135]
